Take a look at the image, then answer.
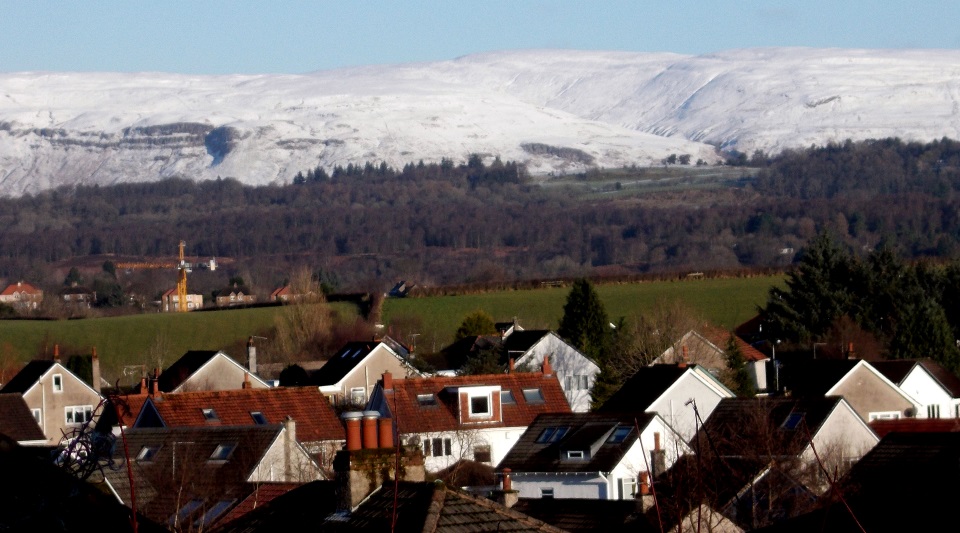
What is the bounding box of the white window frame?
[868,411,902,422]
[566,450,585,459]
[469,394,492,417]
[65,405,93,426]
[52,374,63,393]
[350,387,366,405]
[541,488,554,499]
[928,405,941,418]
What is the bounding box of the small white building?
[497,411,690,500]
[503,330,600,413]
[871,358,960,419]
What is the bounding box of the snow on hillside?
[2,47,960,197]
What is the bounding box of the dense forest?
[2,138,960,298]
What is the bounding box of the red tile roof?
[143,386,345,442]
[380,372,570,434]
[216,482,302,527]
[870,418,960,438]
[700,325,768,362]
[0,281,42,297]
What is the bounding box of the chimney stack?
[362,411,380,449]
[679,345,688,367]
[53,344,61,364]
[150,368,160,396]
[508,358,515,374]
[139,376,148,395]
[343,411,363,451]
[493,468,519,508]
[242,372,252,389]
[247,336,257,374]
[541,355,552,376]
[847,342,856,359]
[382,371,393,392]
[91,347,102,394]
[378,417,394,448]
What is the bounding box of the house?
[502,330,600,413]
[100,423,322,530]
[0,394,47,445]
[651,326,770,393]
[0,280,43,310]
[160,287,204,311]
[754,432,960,532]
[497,411,689,500]
[0,350,105,445]
[599,363,736,442]
[215,283,257,307]
[0,434,167,532]
[694,396,878,495]
[59,282,96,307]
[310,336,421,406]
[131,386,345,470]
[366,361,571,473]
[156,350,270,393]
[870,358,960,419]
[779,358,923,422]
[435,327,600,412]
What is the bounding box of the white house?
[871,358,960,419]
[496,411,690,500]
[365,362,570,473]
[599,363,736,442]
[311,336,422,406]
[157,350,271,393]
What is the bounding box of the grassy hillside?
[0,275,782,384]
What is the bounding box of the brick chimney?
[53,344,61,364]
[650,431,666,476]
[91,347,102,394]
[333,418,425,510]
[242,372,252,389]
[541,355,552,376]
[382,371,393,392]
[492,468,519,508]
[847,342,856,359]
[150,367,160,397]
[508,358,515,374]
[678,345,688,368]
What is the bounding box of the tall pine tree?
[558,278,609,360]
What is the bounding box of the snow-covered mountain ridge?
[2,47,960,197]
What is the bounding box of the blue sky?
[3,1,959,75]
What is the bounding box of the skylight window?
[202,408,220,421]
[522,388,544,404]
[136,445,161,462]
[417,394,437,407]
[500,390,516,405]
[250,411,268,425]
[607,426,632,444]
[194,499,236,529]
[208,443,236,462]
[782,412,805,430]
[535,426,570,443]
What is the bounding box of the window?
[52,374,63,392]
[473,445,492,463]
[781,412,805,430]
[928,405,941,418]
[250,411,268,424]
[619,478,638,499]
[565,375,590,391]
[535,426,570,443]
[31,408,41,425]
[202,408,219,421]
[168,499,204,528]
[136,445,161,462]
[580,375,589,390]
[500,390,516,405]
[522,388,544,404]
[470,395,491,416]
[607,426,632,444]
[426,437,452,457]
[417,394,437,407]
[194,499,236,529]
[566,450,585,459]
[209,443,236,462]
[868,412,901,422]
[350,387,366,405]
[65,405,93,425]
[541,488,554,499]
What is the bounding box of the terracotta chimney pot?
[343,411,363,451]
[541,355,552,376]
[378,417,394,448]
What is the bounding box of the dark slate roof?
[212,481,563,532]
[103,425,290,527]
[778,359,859,397]
[0,360,55,394]
[695,396,846,457]
[435,335,502,370]
[157,350,220,392]
[754,432,960,532]
[310,341,382,386]
[0,433,167,533]
[498,412,658,473]
[873,358,960,398]
[598,364,692,413]
[502,330,551,354]
[510,499,651,533]
[0,394,45,441]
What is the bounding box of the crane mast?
[177,240,189,312]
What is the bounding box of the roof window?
[136,445,161,462]
[250,411,268,424]
[535,426,570,443]
[417,394,438,407]
[782,412,805,430]
[607,426,632,444]
[208,443,236,462]
[500,390,516,405]
[522,388,544,404]
[202,408,220,421]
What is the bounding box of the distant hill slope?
[2,47,960,196]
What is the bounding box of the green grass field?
[0,275,782,383]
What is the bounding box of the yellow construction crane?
[176,240,191,312]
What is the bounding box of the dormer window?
[470,395,491,416]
